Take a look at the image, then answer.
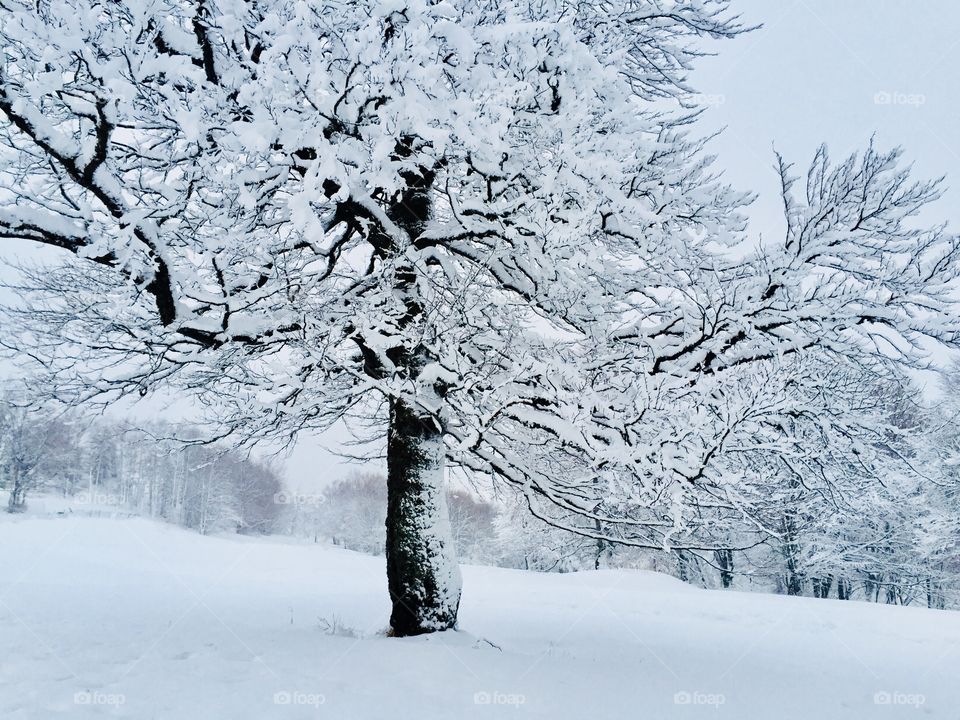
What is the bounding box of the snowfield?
[1,514,958,719]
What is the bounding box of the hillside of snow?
[1,514,958,719]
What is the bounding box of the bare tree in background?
[0,398,56,511]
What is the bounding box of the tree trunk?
[7,481,26,512]
[6,463,27,513]
[812,575,833,599]
[594,517,606,570]
[836,577,852,600]
[374,136,461,635]
[385,396,461,636]
[780,516,803,596]
[714,549,735,589]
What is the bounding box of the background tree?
[0,401,285,532]
[0,398,56,511]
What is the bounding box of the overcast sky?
[697,0,960,238]
[2,1,959,490]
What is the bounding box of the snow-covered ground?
[1,513,957,719]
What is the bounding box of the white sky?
[2,1,959,490]
[696,0,960,239]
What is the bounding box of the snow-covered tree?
[316,472,388,555]
[0,399,285,530]
[446,488,497,564]
[0,397,56,511]
[3,0,960,634]
[710,369,960,606]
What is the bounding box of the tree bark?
[780,514,803,596]
[714,549,735,589]
[373,138,462,635]
[836,577,852,600]
[6,463,27,513]
[385,396,461,636]
[812,575,833,599]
